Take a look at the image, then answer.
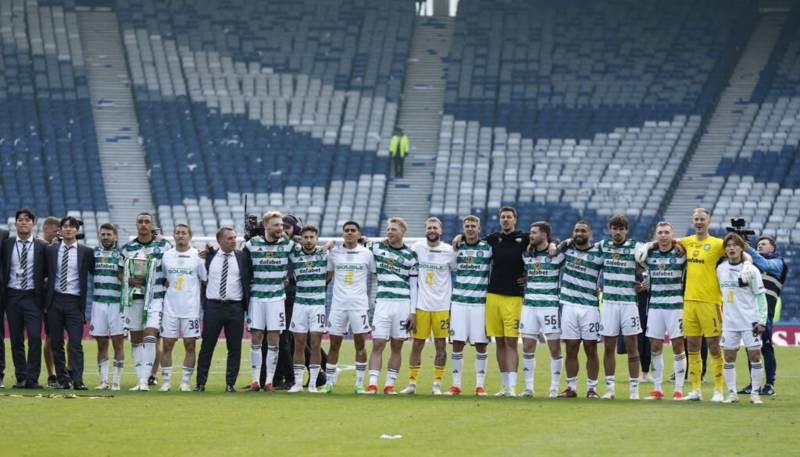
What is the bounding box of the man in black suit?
[0,226,8,388]
[196,227,251,392]
[45,216,94,390]
[2,208,48,388]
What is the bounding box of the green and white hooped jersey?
[371,241,418,302]
[245,236,296,301]
[119,238,171,300]
[523,249,565,308]
[93,246,122,306]
[451,240,492,307]
[559,243,604,308]
[646,248,685,310]
[289,246,328,306]
[599,238,639,306]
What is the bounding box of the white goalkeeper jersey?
[161,247,207,318]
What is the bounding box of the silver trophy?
[130,252,151,296]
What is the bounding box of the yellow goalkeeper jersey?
[680,235,725,305]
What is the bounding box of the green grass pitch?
[2,342,797,456]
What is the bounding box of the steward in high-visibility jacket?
[389,129,409,178]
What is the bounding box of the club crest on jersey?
[669,257,676,264]
[624,248,630,255]
[515,238,522,244]
[476,250,484,257]
[703,244,711,251]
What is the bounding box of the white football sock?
[309,364,321,388]
[265,345,279,385]
[385,368,399,388]
[605,375,615,392]
[132,344,144,383]
[293,364,305,387]
[325,363,337,386]
[112,360,124,385]
[161,366,172,385]
[508,371,518,391]
[566,376,577,391]
[673,352,686,393]
[451,352,464,388]
[368,369,380,387]
[522,352,535,390]
[181,366,193,386]
[98,358,109,383]
[723,362,736,394]
[550,356,563,392]
[251,345,263,383]
[355,362,367,387]
[142,336,157,385]
[750,361,763,394]
[651,351,664,392]
[587,378,598,390]
[475,352,488,388]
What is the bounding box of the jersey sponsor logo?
[687,257,705,264]
[337,263,366,271]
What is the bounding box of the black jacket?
[2,236,48,307]
[45,242,95,315]
[202,247,252,310]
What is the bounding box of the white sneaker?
[494,389,509,397]
[680,390,702,401]
[750,394,763,405]
[95,382,110,390]
[129,383,149,392]
[308,385,319,394]
[179,383,191,392]
[159,383,171,392]
[520,389,534,398]
[399,384,417,395]
[111,383,121,391]
[288,385,304,393]
[723,393,739,404]
[506,389,517,398]
[601,390,616,400]
[629,390,640,400]
[548,389,558,398]
[432,383,443,396]
[711,390,724,403]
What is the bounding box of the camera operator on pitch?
[726,218,786,397]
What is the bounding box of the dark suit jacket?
[2,236,48,307]
[45,242,95,314]
[0,229,8,302]
[202,247,251,310]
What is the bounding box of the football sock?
[711,353,724,392]
[723,362,736,394]
[385,368,399,388]
[750,361,763,395]
[354,362,367,387]
[309,364,321,388]
[293,364,305,387]
[651,351,663,392]
[325,363,337,386]
[408,364,421,384]
[142,336,157,385]
[433,365,445,384]
[522,352,536,390]
[250,345,263,383]
[181,366,193,386]
[566,376,577,391]
[550,356,563,392]
[112,360,124,386]
[475,352,488,387]
[368,369,380,387]
[451,352,464,388]
[673,352,686,393]
[98,358,109,384]
[688,351,702,391]
[161,366,172,386]
[265,345,279,385]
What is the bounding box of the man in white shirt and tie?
[45,216,94,390]
[196,227,252,392]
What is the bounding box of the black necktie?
[220,253,229,299]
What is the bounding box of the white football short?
[327,308,371,336]
[372,300,409,340]
[519,306,560,340]
[560,304,600,341]
[247,298,286,331]
[449,303,488,344]
[124,298,162,331]
[290,305,327,334]
[645,308,683,340]
[90,302,125,337]
[599,303,642,337]
[721,329,762,350]
[160,315,201,339]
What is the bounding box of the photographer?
[737,235,787,397]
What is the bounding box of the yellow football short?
[683,300,722,338]
[485,293,522,338]
[413,309,450,339]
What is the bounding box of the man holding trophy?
[119,213,171,391]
